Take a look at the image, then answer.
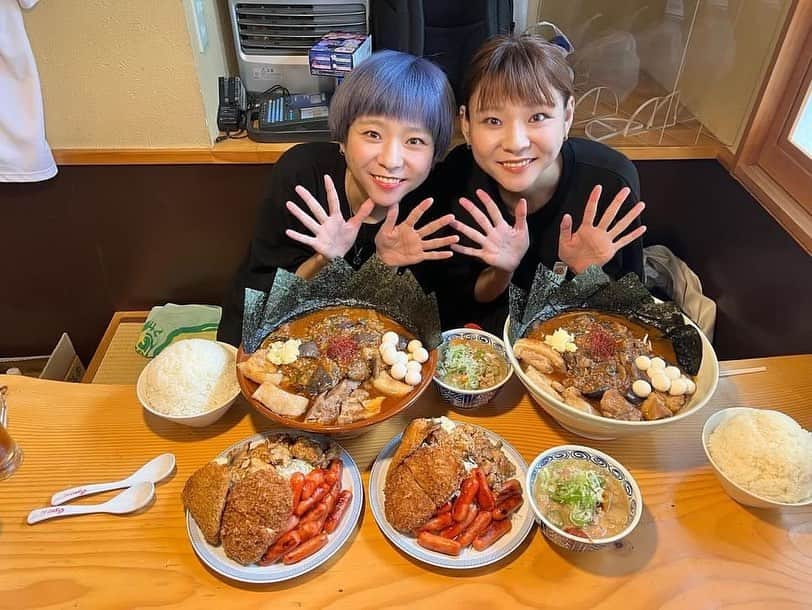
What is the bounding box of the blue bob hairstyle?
[328,50,455,161]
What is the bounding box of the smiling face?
[461,89,574,203]
[342,115,435,211]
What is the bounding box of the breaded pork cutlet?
[182,461,231,545]
[220,468,294,565]
[403,445,465,506]
[384,465,436,534]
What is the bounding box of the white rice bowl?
[707,410,812,504]
[141,339,239,417]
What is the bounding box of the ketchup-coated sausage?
[282,532,329,564]
[457,511,493,548]
[259,530,301,565]
[474,468,495,511]
[295,484,329,515]
[472,518,512,551]
[437,500,453,514]
[440,504,478,539]
[418,512,454,533]
[323,489,352,534]
[492,495,524,520]
[301,469,326,500]
[495,479,522,503]
[299,502,328,525]
[417,531,462,556]
[452,477,479,522]
[290,472,305,509]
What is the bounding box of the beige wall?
[23,0,230,148]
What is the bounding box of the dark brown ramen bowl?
[236,333,438,435]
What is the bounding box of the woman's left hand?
[558,185,647,274]
[374,198,458,267]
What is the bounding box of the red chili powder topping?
[326,336,358,363]
[586,326,617,360]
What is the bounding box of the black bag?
[369,0,514,100]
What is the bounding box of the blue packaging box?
[309,32,372,77]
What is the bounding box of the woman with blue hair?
[219,50,456,345]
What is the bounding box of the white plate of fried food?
[182,430,362,583]
[369,417,534,569]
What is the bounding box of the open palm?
[375,198,457,267]
[558,185,647,274]
[285,174,374,260]
[450,189,529,273]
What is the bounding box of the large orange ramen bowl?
[504,312,719,441]
[237,306,438,435]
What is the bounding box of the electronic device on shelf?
[216,76,331,142]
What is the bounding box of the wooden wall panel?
[1,160,809,364]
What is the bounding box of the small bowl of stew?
[526,445,643,552]
[432,328,513,409]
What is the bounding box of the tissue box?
[309,32,372,77]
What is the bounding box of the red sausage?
[282,532,329,564]
[452,477,479,522]
[417,531,462,556]
[440,504,478,539]
[474,469,496,511]
[295,484,329,516]
[296,519,324,542]
[279,514,300,535]
[301,469,326,500]
[259,530,301,565]
[457,511,493,548]
[290,472,305,509]
[325,459,343,488]
[323,489,352,534]
[472,518,512,551]
[437,501,453,514]
[300,502,328,525]
[495,479,522,504]
[492,495,524,520]
[418,512,454,534]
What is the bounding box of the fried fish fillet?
[383,464,437,534]
[220,468,293,565]
[403,445,466,507]
[181,461,231,546]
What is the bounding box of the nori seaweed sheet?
[508,264,703,375]
[241,256,442,353]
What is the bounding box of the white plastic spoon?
[28,481,155,524]
[50,453,175,505]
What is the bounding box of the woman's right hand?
[449,189,529,273]
[285,174,375,260]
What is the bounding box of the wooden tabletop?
[2,355,811,609]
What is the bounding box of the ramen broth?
[533,458,630,539]
[256,306,421,421]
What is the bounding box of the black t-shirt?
[219,142,438,346]
[429,138,644,334]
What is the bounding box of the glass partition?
[528,0,793,150]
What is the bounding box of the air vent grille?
[236,3,367,56]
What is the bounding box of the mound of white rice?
[708,410,812,503]
[142,339,239,417]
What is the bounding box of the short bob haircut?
[462,34,574,114]
[329,50,455,161]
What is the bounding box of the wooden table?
[2,355,811,609]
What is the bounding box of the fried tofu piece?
[371,370,413,397]
[238,349,282,385]
[384,465,437,534]
[252,381,309,418]
[182,461,231,546]
[220,468,293,565]
[403,445,465,506]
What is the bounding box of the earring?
[466,143,471,150]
